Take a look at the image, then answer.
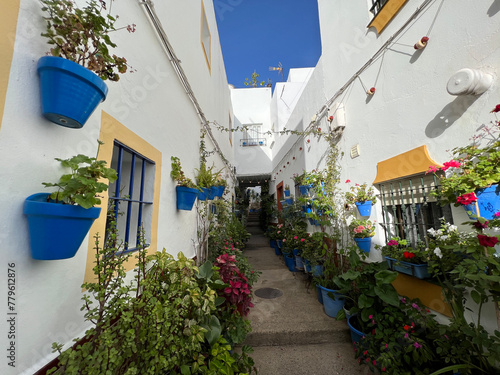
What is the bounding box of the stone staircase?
[242,226,369,375]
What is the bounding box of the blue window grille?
[108,141,155,253]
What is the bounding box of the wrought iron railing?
[370,0,389,16]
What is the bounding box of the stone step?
[248,343,369,375]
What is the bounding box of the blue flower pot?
[37,56,108,128]
[312,264,324,277]
[284,190,290,197]
[270,239,277,248]
[274,246,282,256]
[277,240,283,249]
[24,193,101,260]
[208,186,217,200]
[285,198,293,205]
[295,255,304,270]
[463,184,500,220]
[385,257,430,279]
[299,184,312,195]
[347,315,365,344]
[354,237,372,253]
[284,254,297,272]
[198,187,210,201]
[318,285,345,318]
[317,284,324,304]
[215,185,225,197]
[355,201,372,217]
[304,259,312,273]
[176,186,199,210]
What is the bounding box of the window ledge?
[368,0,409,34]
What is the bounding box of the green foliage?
[349,218,375,238]
[196,162,221,188]
[42,146,117,209]
[377,237,429,264]
[431,140,500,206]
[40,0,132,81]
[345,183,377,205]
[171,156,197,188]
[244,71,265,87]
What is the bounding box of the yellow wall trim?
[84,111,162,284]
[393,273,452,317]
[368,0,408,34]
[201,1,212,74]
[0,0,21,132]
[373,145,442,184]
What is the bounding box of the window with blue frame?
[107,141,155,253]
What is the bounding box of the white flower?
[427,228,437,236]
[448,225,457,232]
[439,235,448,241]
[434,247,443,259]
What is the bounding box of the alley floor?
[242,213,369,375]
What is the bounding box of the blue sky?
[214,0,322,88]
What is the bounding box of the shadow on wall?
[488,0,500,17]
[425,95,479,139]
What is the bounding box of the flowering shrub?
[214,253,254,316]
[345,182,377,205]
[428,110,500,208]
[378,237,429,264]
[349,218,376,238]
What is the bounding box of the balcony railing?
[240,138,266,147]
[370,0,388,16]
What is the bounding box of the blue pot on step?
[318,285,345,318]
[347,315,365,345]
[284,254,296,272]
[312,264,324,277]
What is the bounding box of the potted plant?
[349,218,376,252]
[284,184,291,197]
[171,156,199,211]
[214,174,227,198]
[196,162,220,201]
[24,143,117,260]
[38,0,133,128]
[429,138,500,220]
[345,182,377,216]
[377,237,431,279]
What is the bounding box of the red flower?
[491,104,500,113]
[404,325,410,331]
[345,179,351,183]
[328,116,334,122]
[441,160,461,171]
[457,192,478,205]
[473,221,489,229]
[477,234,499,247]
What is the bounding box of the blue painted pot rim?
[176,186,199,210]
[38,56,108,97]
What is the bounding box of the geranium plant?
[40,0,134,81]
[345,183,377,205]
[378,237,429,264]
[349,218,376,238]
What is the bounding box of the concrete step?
[249,343,369,375]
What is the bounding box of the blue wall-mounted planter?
[198,187,210,201]
[284,190,290,197]
[299,184,312,195]
[208,186,217,200]
[37,56,108,128]
[354,237,372,253]
[385,257,431,279]
[215,185,225,197]
[355,201,372,216]
[463,184,500,220]
[176,186,199,210]
[24,193,101,260]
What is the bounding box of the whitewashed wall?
[231,87,273,176]
[0,0,234,373]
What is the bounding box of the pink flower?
[426,165,438,174]
[491,104,500,113]
[473,221,489,229]
[300,238,305,242]
[345,179,351,183]
[387,240,399,246]
[414,342,422,349]
[494,212,500,218]
[441,160,461,171]
[294,236,298,240]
